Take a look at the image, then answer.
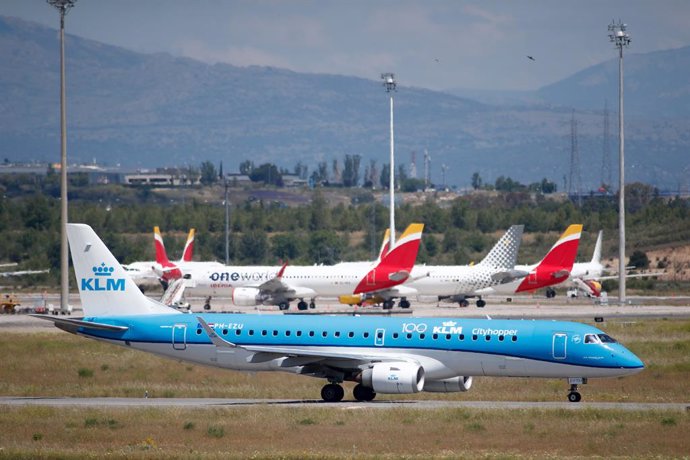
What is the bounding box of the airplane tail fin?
[354,223,424,294]
[67,224,178,317]
[377,228,391,262]
[537,224,583,271]
[154,226,171,265]
[180,228,195,262]
[591,230,603,265]
[478,225,524,269]
[379,223,424,273]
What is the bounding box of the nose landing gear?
[567,377,587,402]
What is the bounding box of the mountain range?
[1,15,689,190]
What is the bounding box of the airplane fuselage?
[68,314,643,382]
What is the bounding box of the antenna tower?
[409,151,417,179]
[424,149,431,189]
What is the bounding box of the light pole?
[381,73,396,250]
[224,178,230,265]
[609,20,631,305]
[47,0,76,314]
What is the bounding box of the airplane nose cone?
[620,348,645,374]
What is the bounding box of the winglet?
[197,317,238,349]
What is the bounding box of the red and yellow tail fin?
[180,228,195,262]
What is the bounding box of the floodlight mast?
[381,73,396,250]
[47,0,77,314]
[608,20,630,305]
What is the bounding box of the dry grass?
[0,319,689,457]
[0,406,688,458]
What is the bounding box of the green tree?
[628,250,650,269]
[249,163,283,186]
[471,172,482,190]
[342,154,361,187]
[238,231,268,263]
[199,161,218,185]
[239,160,254,175]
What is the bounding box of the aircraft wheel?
[297,301,308,311]
[546,288,556,298]
[476,299,486,308]
[382,300,394,310]
[460,300,469,308]
[309,301,316,309]
[278,302,290,311]
[399,299,411,309]
[353,384,376,402]
[568,391,582,403]
[321,383,344,402]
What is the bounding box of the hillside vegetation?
[0,178,688,291]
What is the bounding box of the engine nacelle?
[231,287,263,306]
[423,376,473,393]
[361,362,425,394]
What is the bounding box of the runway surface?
[1,397,687,412]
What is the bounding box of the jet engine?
[423,376,473,393]
[360,362,425,394]
[231,287,263,306]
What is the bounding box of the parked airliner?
[340,225,527,308]
[173,223,425,310]
[477,224,583,299]
[35,224,643,403]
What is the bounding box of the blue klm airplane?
[36,224,644,403]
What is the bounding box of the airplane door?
[552,333,567,360]
[375,328,385,347]
[172,324,187,350]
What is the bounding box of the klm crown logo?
[81,262,125,292]
[93,263,115,276]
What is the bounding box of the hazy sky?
[4,1,690,91]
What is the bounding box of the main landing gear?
[546,288,557,299]
[320,383,377,402]
[567,377,587,402]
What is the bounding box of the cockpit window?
[597,334,617,343]
[584,334,599,344]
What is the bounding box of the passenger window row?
[196,328,518,343]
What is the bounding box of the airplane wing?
[592,271,665,281]
[0,269,49,277]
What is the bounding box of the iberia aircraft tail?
[153,226,182,283]
[180,228,195,262]
[377,228,391,262]
[515,224,583,293]
[354,223,424,294]
[66,224,178,317]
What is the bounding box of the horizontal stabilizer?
[552,269,571,278]
[491,269,530,283]
[30,315,129,332]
